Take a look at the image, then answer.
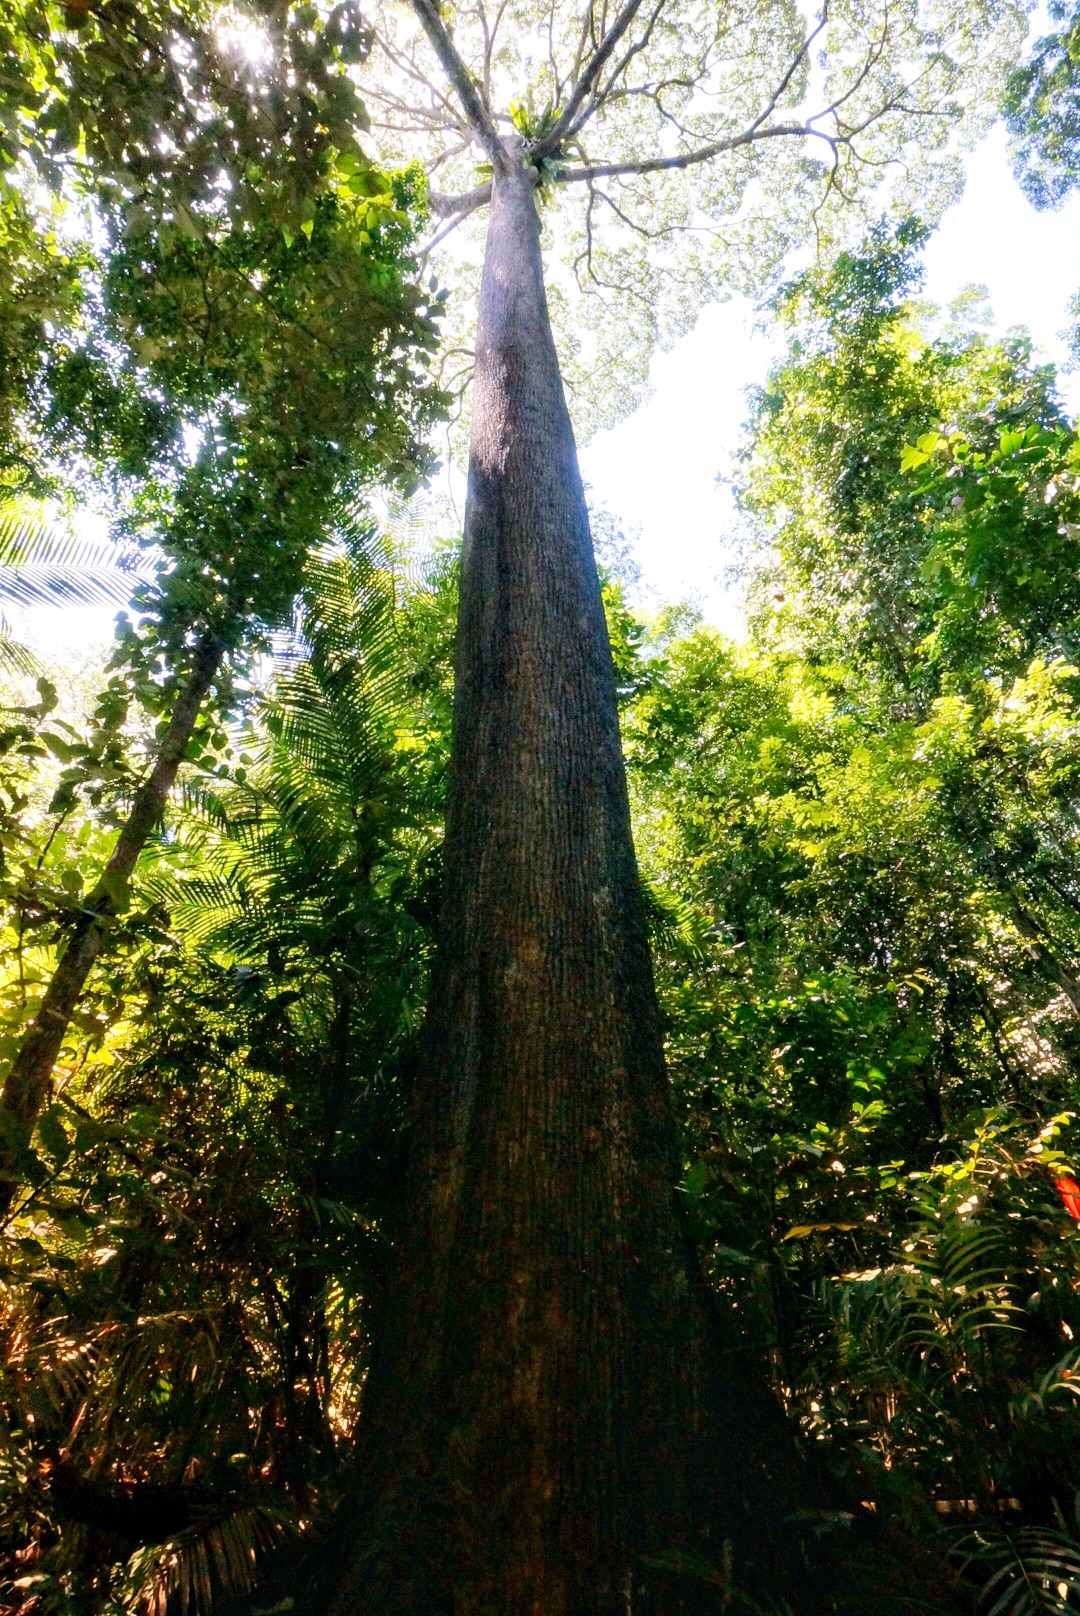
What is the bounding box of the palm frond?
[118,1504,289,1616]
[1011,1349,1080,1422]
[0,610,38,673]
[640,876,712,959]
[966,1525,1080,1616]
[0,501,143,608]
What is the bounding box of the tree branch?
[429,181,493,218]
[408,0,507,171]
[568,0,668,138]
[420,194,490,255]
[754,5,830,132]
[559,120,838,183]
[1009,900,1080,1018]
[480,0,511,106]
[537,0,648,154]
[368,34,472,138]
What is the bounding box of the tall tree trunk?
[330,157,731,1616]
[0,632,222,1219]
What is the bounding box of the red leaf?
[1055,1177,1080,1220]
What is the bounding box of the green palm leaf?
[0,501,142,609]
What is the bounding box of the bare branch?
[371,28,471,132]
[750,5,830,134]
[537,0,649,153]
[538,1,829,172]
[419,207,479,258]
[545,0,563,103]
[408,0,507,171]
[594,185,680,240]
[569,1,599,88]
[429,181,493,217]
[594,5,826,152]
[480,0,511,105]
[572,176,601,286]
[427,138,474,177]
[420,184,493,253]
[574,0,668,134]
[559,120,833,182]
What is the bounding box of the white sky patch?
[215,14,271,67]
[580,123,1080,633]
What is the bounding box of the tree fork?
[0,631,223,1219]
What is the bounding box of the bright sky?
[580,123,1080,633]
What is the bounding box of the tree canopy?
[358,0,1027,422]
[1006,0,1080,208]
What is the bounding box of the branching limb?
[537,0,649,153]
[749,4,830,135]
[572,176,601,286]
[408,0,507,170]
[560,119,837,182]
[569,0,600,90]
[540,0,826,159]
[480,0,511,106]
[428,181,493,218]
[427,138,474,177]
[572,0,668,136]
[370,29,470,124]
[545,0,564,105]
[419,196,489,256]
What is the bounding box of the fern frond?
[119,1504,289,1616]
[973,1527,1080,1616]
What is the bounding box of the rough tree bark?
[329,152,761,1616]
[0,632,222,1219]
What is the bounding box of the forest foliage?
[4,0,1080,1613]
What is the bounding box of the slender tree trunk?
[330,157,733,1616]
[1009,899,1080,1016]
[0,632,222,1218]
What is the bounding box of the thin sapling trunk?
[0,632,223,1218]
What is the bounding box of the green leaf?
[36,1106,71,1164]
